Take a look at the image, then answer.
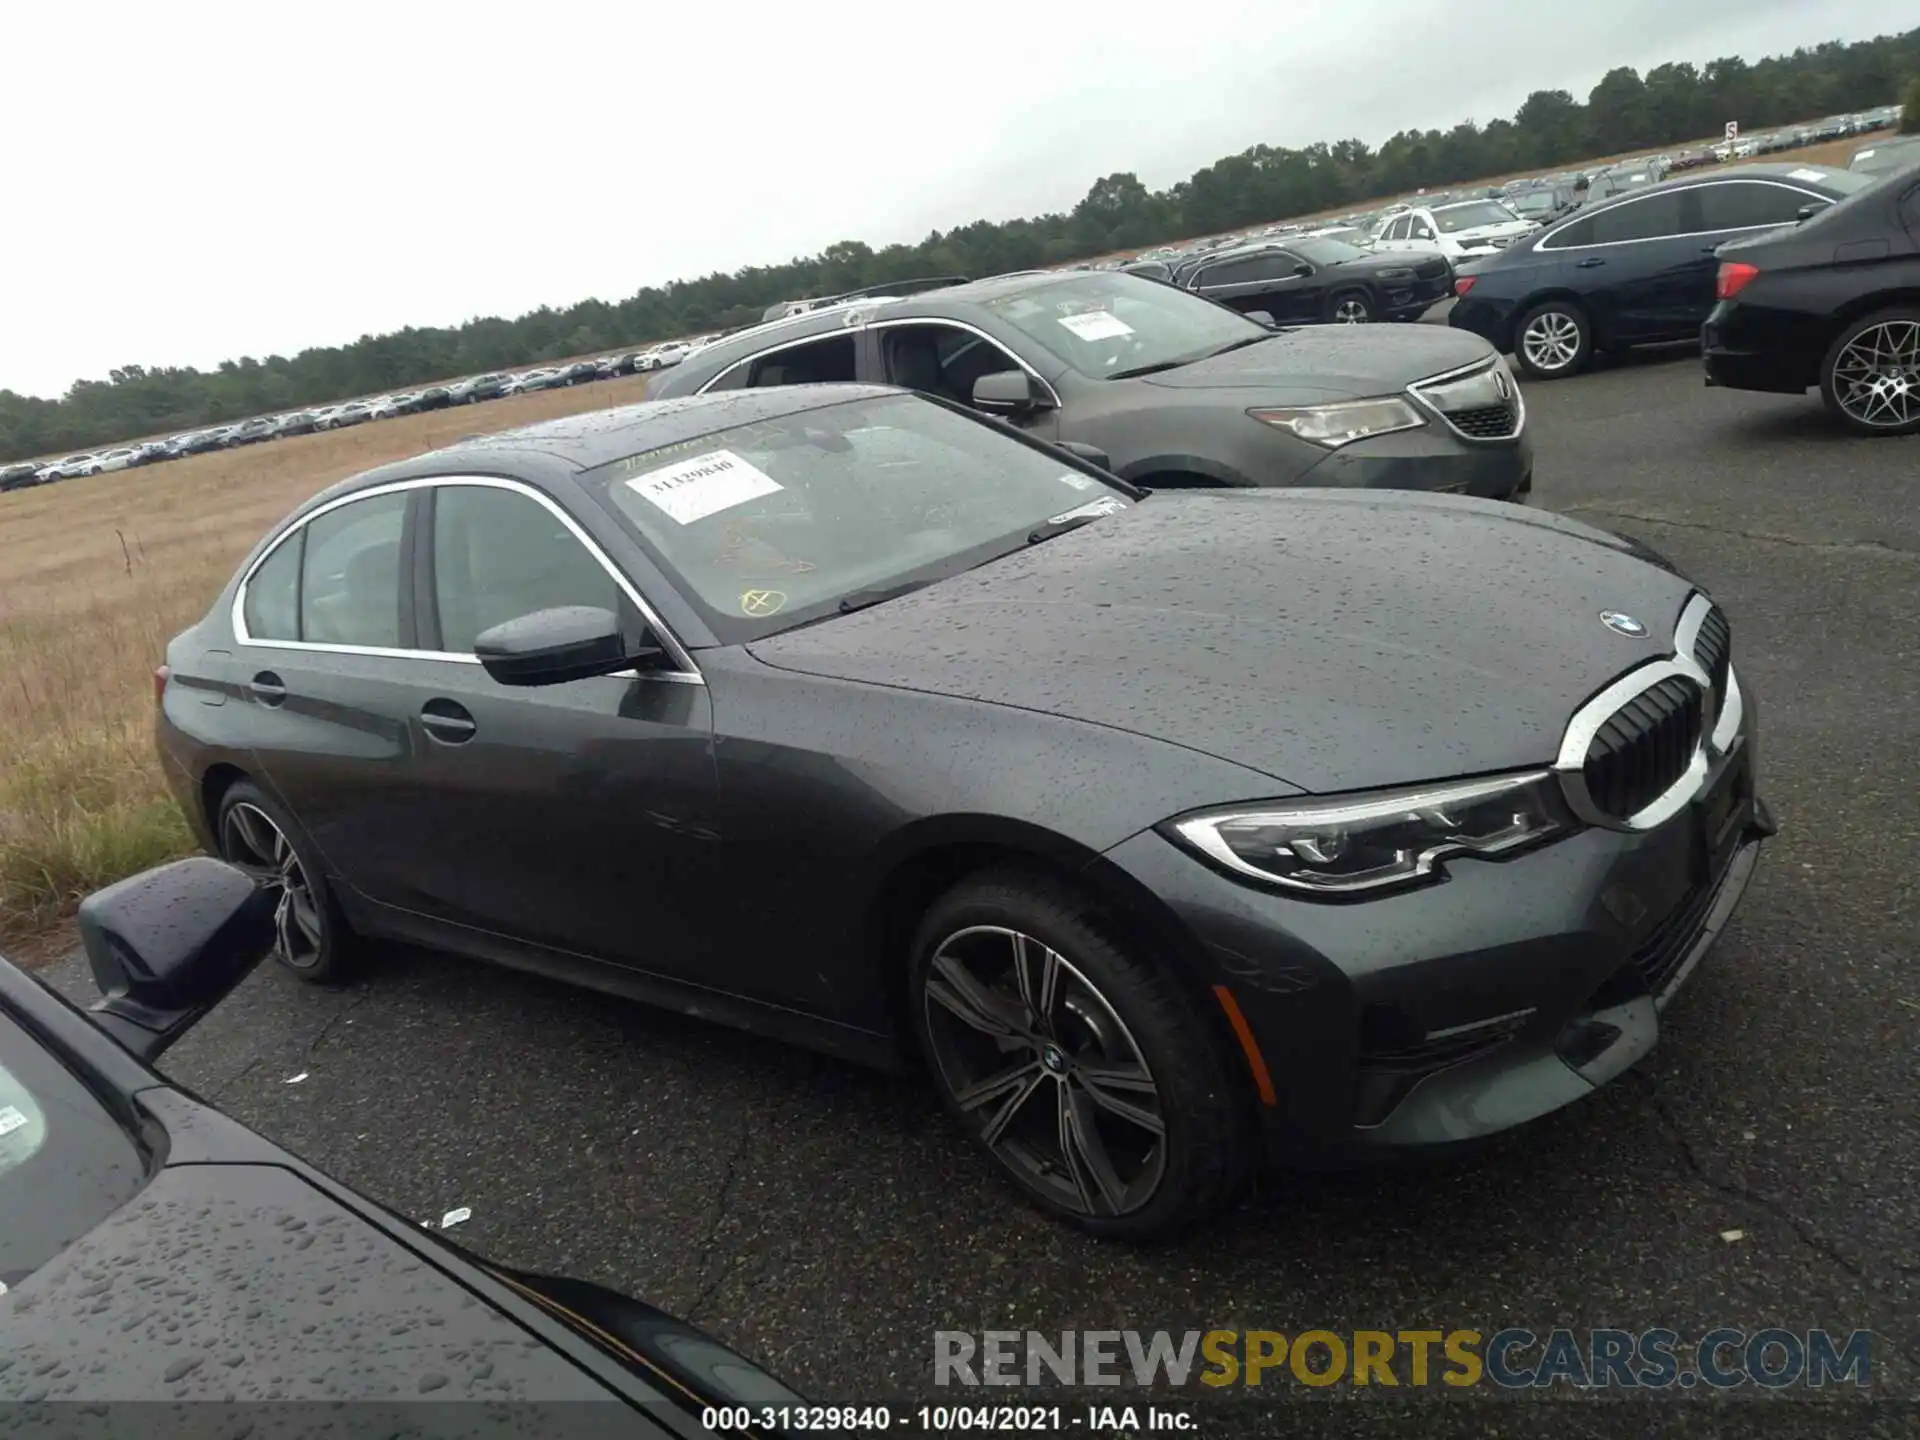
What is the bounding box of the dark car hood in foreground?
[1138,323,1492,396]
[748,492,1695,795]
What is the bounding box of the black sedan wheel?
[911,871,1251,1240]
[1329,290,1372,324]
[1820,309,1920,436]
[1514,299,1593,379]
[216,782,356,982]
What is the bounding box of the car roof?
[310,384,903,509]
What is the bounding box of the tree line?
[3,29,1915,464]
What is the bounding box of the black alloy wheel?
[216,781,357,982]
[911,871,1252,1241]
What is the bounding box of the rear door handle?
[248,671,287,706]
[419,698,477,744]
[1574,257,1607,268]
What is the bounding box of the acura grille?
[1408,363,1524,441]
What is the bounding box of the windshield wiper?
[838,578,934,614]
[1026,513,1106,545]
[1107,332,1274,380]
[1105,359,1187,380]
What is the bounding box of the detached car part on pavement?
[0,857,803,1434]
[156,386,1771,1241]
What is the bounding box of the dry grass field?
[0,374,654,942]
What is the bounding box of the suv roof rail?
[761,275,971,323]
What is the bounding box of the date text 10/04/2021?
[703,1407,1198,1432]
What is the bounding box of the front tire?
[215,780,361,983]
[1329,289,1373,324]
[909,869,1253,1241]
[1513,299,1593,379]
[1820,308,1920,436]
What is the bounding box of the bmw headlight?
[1247,397,1425,448]
[1164,772,1576,896]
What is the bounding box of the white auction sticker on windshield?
[1047,496,1128,523]
[0,1106,28,1138]
[1058,473,1096,490]
[1057,311,1134,342]
[626,449,782,525]
[1787,168,1827,183]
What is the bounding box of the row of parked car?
[5,110,1904,496]
[1087,105,1905,307]
[0,338,716,492]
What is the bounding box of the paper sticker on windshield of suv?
[627,450,782,525]
[1058,473,1097,490]
[1787,168,1827,183]
[0,1106,28,1138]
[1057,311,1134,342]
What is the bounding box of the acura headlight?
[1248,397,1425,448]
[1164,771,1576,896]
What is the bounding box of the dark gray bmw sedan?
[156,384,1770,1240]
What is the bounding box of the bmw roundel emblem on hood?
[1600,611,1650,638]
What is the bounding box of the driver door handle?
[419,698,477,744]
[248,671,287,706]
[1575,257,1607,268]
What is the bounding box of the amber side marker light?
[1211,984,1278,1107]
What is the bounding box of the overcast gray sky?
[0,0,1892,397]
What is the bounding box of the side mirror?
[475,605,660,686]
[1246,310,1278,328]
[1292,263,1314,278]
[972,370,1051,416]
[1796,201,1831,221]
[1054,440,1113,470]
[82,857,277,1062]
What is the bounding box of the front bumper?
[1098,740,1771,1160]
[1296,418,1531,502]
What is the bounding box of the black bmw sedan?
[1703,161,1920,435]
[1450,164,1872,379]
[157,385,1772,1240]
[3,857,801,1434]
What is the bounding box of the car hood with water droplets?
[746,491,1697,794]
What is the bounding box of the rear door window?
[299,492,409,648]
[746,335,857,389]
[242,531,303,641]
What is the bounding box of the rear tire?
[214,780,362,984]
[1819,308,1920,436]
[909,868,1254,1241]
[1513,299,1594,379]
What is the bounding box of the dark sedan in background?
[1450,164,1872,378]
[1172,235,1454,324]
[1,857,801,1434]
[156,385,1768,1240]
[1704,159,1920,435]
[652,269,1531,501]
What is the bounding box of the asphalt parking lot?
[45,342,1919,1434]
